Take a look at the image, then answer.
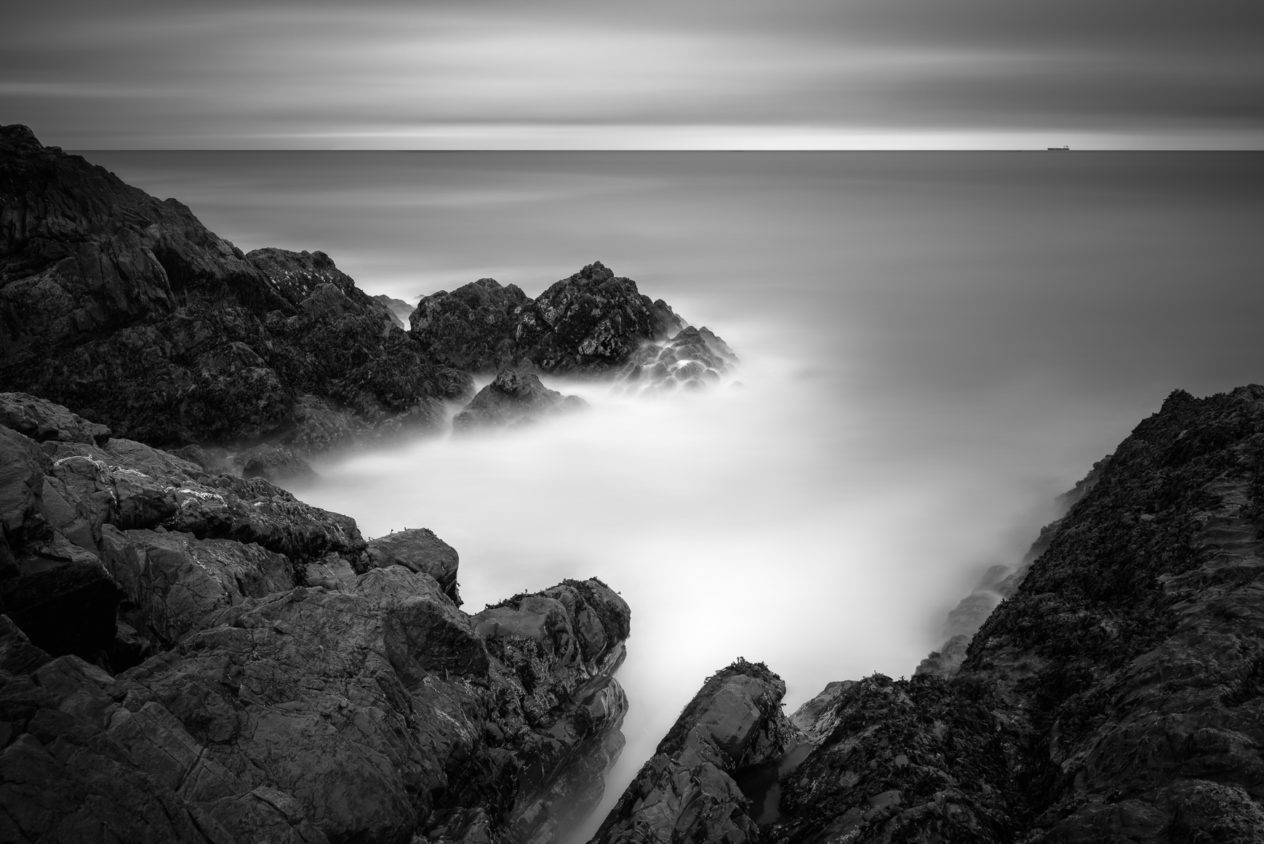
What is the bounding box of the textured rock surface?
[410,262,707,378]
[453,369,586,431]
[598,386,1264,843]
[618,325,739,395]
[0,396,632,843]
[591,659,794,844]
[0,126,469,453]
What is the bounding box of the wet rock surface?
[0,396,631,843]
[597,386,1264,842]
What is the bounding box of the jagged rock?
[411,262,694,377]
[365,527,461,605]
[411,277,533,371]
[0,397,633,843]
[453,368,586,431]
[0,127,468,453]
[591,659,794,844]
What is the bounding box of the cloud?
[1,1,1260,148]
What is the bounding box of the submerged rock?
[453,368,587,431]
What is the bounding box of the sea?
[82,149,1264,835]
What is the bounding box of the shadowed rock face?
[0,395,632,843]
[0,125,469,452]
[596,386,1264,843]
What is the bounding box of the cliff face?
[596,386,1264,842]
[0,393,630,843]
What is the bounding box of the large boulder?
[365,527,461,605]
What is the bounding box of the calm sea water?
[84,149,1264,834]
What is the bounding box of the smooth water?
[84,149,1264,834]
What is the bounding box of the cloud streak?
[2,1,1261,148]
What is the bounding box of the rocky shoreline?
[5,126,1264,842]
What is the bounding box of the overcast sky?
[3,0,1262,149]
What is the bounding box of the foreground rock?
[598,386,1264,842]
[453,369,587,431]
[592,659,795,843]
[0,395,631,843]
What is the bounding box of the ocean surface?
[84,149,1264,834]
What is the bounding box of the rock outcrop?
[618,325,738,395]
[598,386,1264,842]
[410,262,706,377]
[0,125,469,452]
[591,659,796,843]
[453,369,587,431]
[0,394,632,843]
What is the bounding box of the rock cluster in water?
[595,387,1264,842]
[0,125,735,476]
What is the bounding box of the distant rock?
[372,293,416,328]
[411,262,694,376]
[453,368,587,431]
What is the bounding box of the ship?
[1047,145,1070,151]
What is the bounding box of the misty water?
[88,149,1264,833]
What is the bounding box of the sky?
[3,0,1262,149]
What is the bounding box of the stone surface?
[365,527,462,605]
[591,659,794,844]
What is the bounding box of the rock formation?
[0,126,472,455]
[595,386,1264,842]
[0,393,631,843]
[410,263,686,376]
[0,126,737,459]
[453,369,587,431]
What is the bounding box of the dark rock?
[411,277,532,371]
[410,262,700,378]
[453,368,587,431]
[591,658,794,844]
[0,396,633,843]
[0,128,468,454]
[372,293,415,328]
[365,527,461,605]
[0,391,111,445]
